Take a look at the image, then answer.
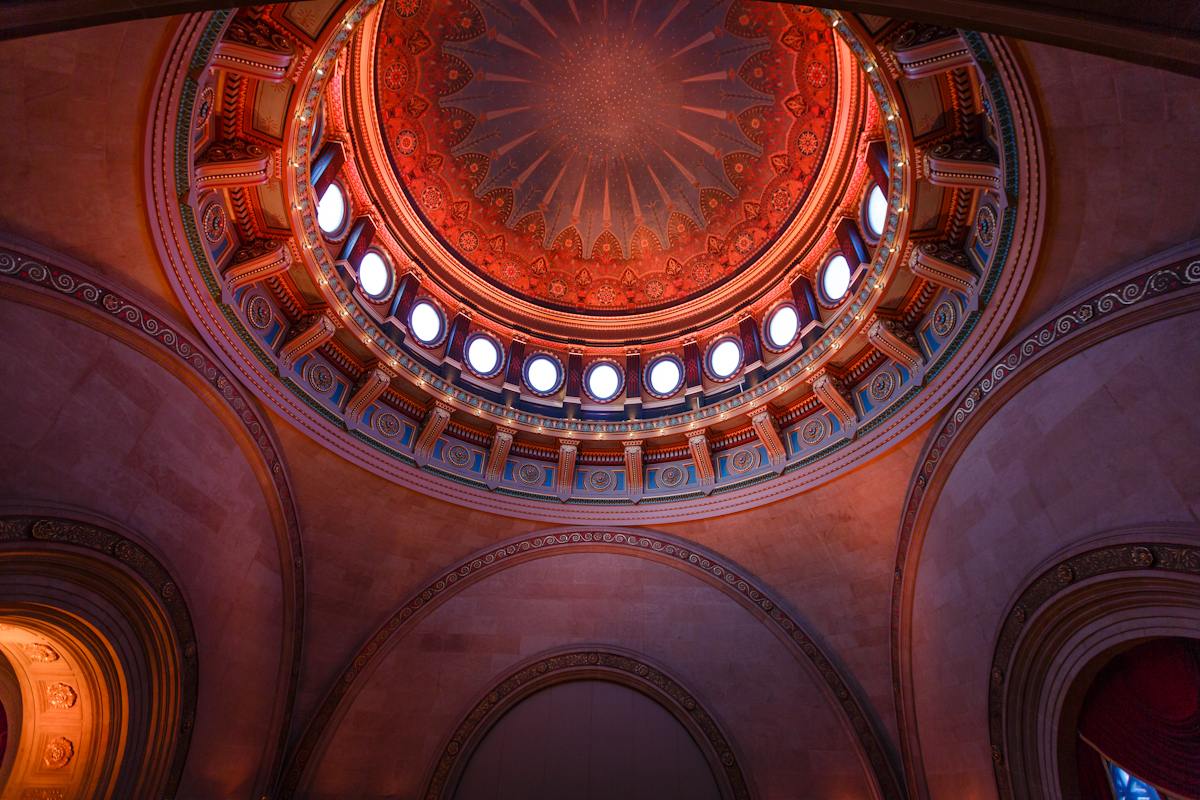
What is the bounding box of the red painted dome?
[375,1,838,315]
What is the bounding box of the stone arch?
[0,238,304,796]
[284,527,902,800]
[988,535,1200,800]
[889,244,1200,800]
[427,647,751,800]
[0,515,200,799]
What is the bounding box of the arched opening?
[1074,637,1200,800]
[453,679,722,800]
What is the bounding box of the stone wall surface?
[0,298,285,800]
[307,551,876,800]
[910,310,1200,800]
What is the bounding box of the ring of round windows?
[322,168,888,409]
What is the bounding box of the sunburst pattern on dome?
[377,0,836,311]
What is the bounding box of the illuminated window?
[524,354,562,395]
[357,251,390,299]
[766,305,800,350]
[465,334,503,377]
[822,253,851,302]
[585,361,622,402]
[1109,763,1165,800]
[646,356,683,398]
[866,184,887,237]
[317,182,346,234]
[408,300,444,346]
[706,339,743,381]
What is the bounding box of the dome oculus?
[822,254,852,303]
[357,251,390,298]
[866,184,887,238]
[707,339,743,381]
[408,300,444,346]
[584,361,623,403]
[524,354,562,395]
[316,182,345,234]
[766,305,800,350]
[465,334,503,377]
[646,356,684,398]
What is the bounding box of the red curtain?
[1078,637,1200,800]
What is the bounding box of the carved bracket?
[413,401,454,464]
[867,315,926,385]
[278,310,337,371]
[892,24,975,79]
[751,410,787,473]
[345,364,397,429]
[687,432,716,495]
[194,139,275,190]
[556,442,578,501]
[211,18,296,82]
[485,430,514,489]
[810,368,857,439]
[623,442,644,502]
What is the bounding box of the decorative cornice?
[889,249,1200,800]
[425,649,753,800]
[279,528,903,800]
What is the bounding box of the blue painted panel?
[400,424,414,447]
[542,467,554,488]
[718,456,729,478]
[615,471,625,491]
[647,469,659,490]
[433,439,445,461]
[755,444,768,465]
[576,470,587,491]
[470,451,483,473]
[685,464,696,485]
[266,319,283,346]
[330,381,346,405]
[504,461,515,481]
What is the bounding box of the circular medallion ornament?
[733,233,754,255]
[394,0,419,18]
[446,444,471,467]
[595,285,616,305]
[518,463,542,485]
[375,412,401,437]
[195,84,214,129]
[247,295,272,329]
[307,363,334,393]
[383,61,409,91]
[869,370,895,402]
[42,737,73,770]
[797,129,819,156]
[805,60,829,88]
[645,279,665,299]
[588,470,613,491]
[976,204,997,246]
[730,449,755,473]
[46,683,77,709]
[658,466,685,488]
[202,202,226,242]
[691,262,712,283]
[801,417,826,445]
[23,643,58,663]
[931,301,957,337]
[458,230,478,252]
[395,128,418,156]
[421,185,442,210]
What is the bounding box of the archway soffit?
[0,514,201,799]
[280,526,904,800]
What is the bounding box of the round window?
[524,354,562,395]
[646,356,684,398]
[408,299,444,346]
[766,305,800,350]
[465,334,503,377]
[316,182,345,234]
[585,361,623,402]
[866,184,887,237]
[822,254,851,303]
[707,339,743,381]
[357,251,391,299]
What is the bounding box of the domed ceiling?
[375,1,836,314]
[149,1,1045,521]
